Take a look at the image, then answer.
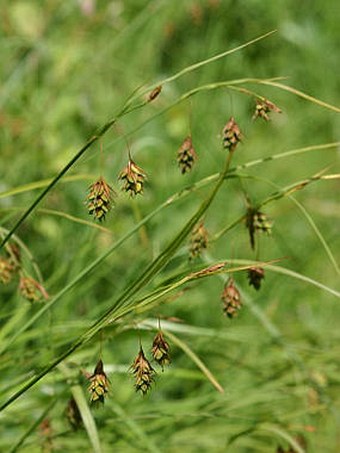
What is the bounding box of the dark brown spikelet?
[247,267,265,290]
[147,85,162,102]
[177,136,197,174]
[0,258,15,284]
[131,346,156,395]
[19,276,49,303]
[246,208,273,250]
[66,397,82,430]
[221,278,242,318]
[119,159,146,196]
[87,177,114,222]
[253,98,282,121]
[88,359,109,404]
[189,222,208,259]
[152,331,171,370]
[222,117,242,151]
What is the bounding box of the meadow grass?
[0,2,339,452]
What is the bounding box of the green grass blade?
[164,330,224,394]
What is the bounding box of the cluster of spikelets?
[82,330,171,409]
[0,242,48,303]
[68,94,280,417]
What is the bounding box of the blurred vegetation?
[0,1,339,452]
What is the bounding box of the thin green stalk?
[8,398,58,453]
[164,330,224,394]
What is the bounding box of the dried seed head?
[246,208,273,250]
[189,222,208,259]
[88,359,109,404]
[87,177,114,222]
[253,98,282,121]
[177,136,197,174]
[19,276,49,303]
[66,397,82,430]
[222,117,242,151]
[119,159,146,197]
[147,85,162,102]
[131,346,156,395]
[152,331,171,369]
[0,258,15,284]
[247,267,265,290]
[221,278,242,318]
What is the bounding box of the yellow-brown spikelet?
[131,346,156,395]
[87,177,114,221]
[247,266,265,290]
[88,359,109,404]
[66,397,82,430]
[5,243,21,270]
[189,222,208,259]
[246,207,273,250]
[253,98,282,121]
[221,278,242,318]
[119,159,146,196]
[152,331,171,370]
[19,276,49,303]
[177,136,197,174]
[0,258,15,284]
[222,117,242,151]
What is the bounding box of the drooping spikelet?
[0,258,15,284]
[189,222,208,259]
[88,359,109,404]
[222,117,242,151]
[39,418,53,453]
[19,276,49,303]
[246,208,273,250]
[66,397,82,430]
[131,346,156,395]
[119,159,146,196]
[87,177,114,221]
[247,267,265,290]
[253,98,282,121]
[177,136,197,174]
[152,331,171,370]
[221,278,242,318]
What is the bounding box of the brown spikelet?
[253,98,282,121]
[189,222,208,259]
[147,85,162,102]
[152,331,171,370]
[222,117,242,151]
[0,258,15,284]
[87,177,114,222]
[247,267,265,290]
[19,276,49,303]
[88,359,109,404]
[221,278,242,318]
[66,397,82,430]
[131,346,156,395]
[119,159,146,196]
[246,208,273,250]
[177,136,197,174]
[39,418,53,453]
